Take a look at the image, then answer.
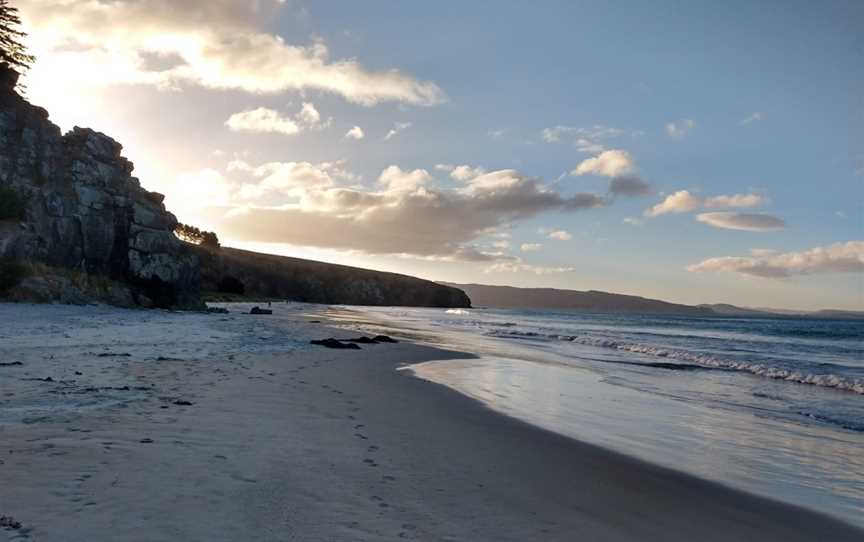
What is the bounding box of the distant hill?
[698,304,775,317]
[442,283,713,316]
[198,247,470,308]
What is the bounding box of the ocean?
[341,306,864,527]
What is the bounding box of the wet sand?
[0,303,861,541]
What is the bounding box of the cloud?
[687,241,864,278]
[704,193,767,208]
[572,149,635,178]
[486,261,575,275]
[542,125,626,153]
[740,112,764,125]
[225,102,329,135]
[666,119,695,138]
[645,190,767,217]
[487,129,507,139]
[623,217,644,226]
[520,243,543,252]
[295,102,330,130]
[345,126,365,140]
[384,122,412,141]
[572,150,652,199]
[225,107,299,135]
[608,176,652,197]
[547,230,572,241]
[21,0,446,106]
[696,212,785,232]
[204,166,608,261]
[378,166,431,192]
[436,164,487,181]
[644,190,703,217]
[236,161,341,199]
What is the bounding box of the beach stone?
[250,306,273,315]
[310,338,362,350]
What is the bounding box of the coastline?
[1,303,861,541]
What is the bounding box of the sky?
[15,0,864,310]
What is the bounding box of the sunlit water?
[341,306,864,526]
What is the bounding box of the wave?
[445,309,470,315]
[486,329,864,395]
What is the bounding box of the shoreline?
[1,302,861,540]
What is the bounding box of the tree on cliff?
[0,1,35,72]
[174,223,220,248]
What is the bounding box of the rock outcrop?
[0,62,470,309]
[0,63,201,308]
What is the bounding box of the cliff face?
[198,247,472,308]
[0,63,469,309]
[0,64,200,308]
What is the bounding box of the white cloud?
[740,112,765,125]
[384,122,412,141]
[486,261,575,275]
[644,190,702,217]
[235,161,347,200]
[225,102,330,135]
[696,212,786,232]
[225,107,299,135]
[488,129,507,139]
[704,193,767,208]
[623,217,644,226]
[21,0,446,106]
[572,149,636,178]
[666,118,695,138]
[345,126,365,140]
[439,164,486,181]
[520,243,543,252]
[547,230,572,241]
[542,125,626,153]
[492,240,511,249]
[687,241,864,278]
[378,166,431,192]
[645,190,767,217]
[295,102,330,130]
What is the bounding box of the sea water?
[346,306,864,526]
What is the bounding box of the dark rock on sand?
[207,306,230,314]
[0,361,23,366]
[346,336,380,344]
[0,515,21,530]
[310,338,362,350]
[173,400,194,406]
[373,335,399,343]
[249,306,273,315]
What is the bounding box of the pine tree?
[0,0,35,72]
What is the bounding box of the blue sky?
[19,0,864,309]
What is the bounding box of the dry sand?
[0,302,861,541]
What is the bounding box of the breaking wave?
[486,329,864,395]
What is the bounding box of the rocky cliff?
[0,63,470,309]
[197,246,471,308]
[0,64,200,308]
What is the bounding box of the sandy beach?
[1,302,861,541]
